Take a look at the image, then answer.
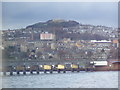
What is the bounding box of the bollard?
[37,71,39,74]
[17,71,20,75]
[50,70,53,74]
[77,69,80,72]
[63,70,66,73]
[30,71,33,74]
[58,70,60,73]
[71,69,74,72]
[23,71,26,75]
[44,70,46,73]
[10,72,13,76]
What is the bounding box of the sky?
[2,2,118,30]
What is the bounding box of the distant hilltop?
[52,19,66,22]
[3,19,117,41]
[26,19,79,29]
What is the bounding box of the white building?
[90,61,108,66]
[40,32,55,40]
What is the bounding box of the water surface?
[2,71,118,88]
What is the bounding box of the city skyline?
[2,2,118,30]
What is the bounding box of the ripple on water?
[2,71,118,88]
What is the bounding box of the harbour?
[1,2,119,89]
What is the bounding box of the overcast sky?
[2,2,118,30]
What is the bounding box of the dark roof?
[111,61,120,63]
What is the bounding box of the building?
[90,61,109,71]
[112,39,119,48]
[40,32,55,40]
[90,40,112,43]
[90,40,112,47]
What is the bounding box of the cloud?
[2,2,118,30]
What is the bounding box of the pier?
[1,59,94,76]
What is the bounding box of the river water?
[2,71,119,88]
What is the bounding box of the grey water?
[2,71,119,88]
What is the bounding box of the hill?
[26,19,79,29]
[25,19,109,40]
